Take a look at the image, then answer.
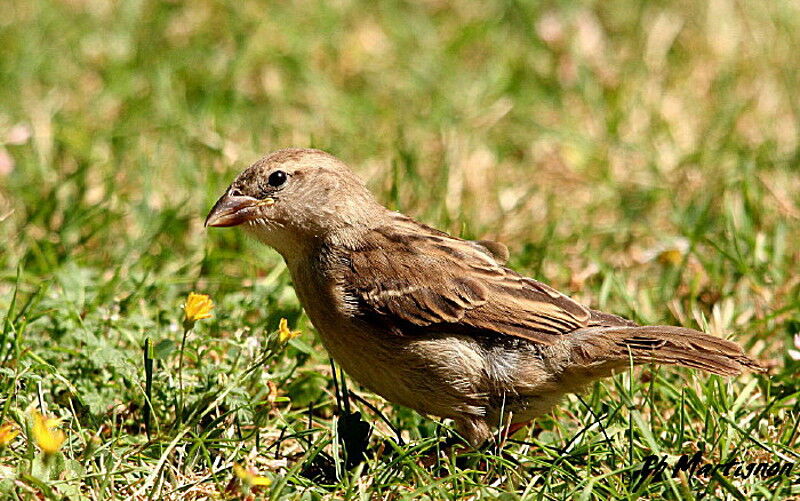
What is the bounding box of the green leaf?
[152,339,177,360]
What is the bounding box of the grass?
[0,0,799,498]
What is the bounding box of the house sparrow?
[206,148,763,446]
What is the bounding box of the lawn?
[0,0,798,499]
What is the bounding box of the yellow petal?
[31,410,65,455]
[278,318,301,343]
[250,475,272,486]
[657,248,683,266]
[44,417,62,428]
[232,463,246,478]
[0,423,19,446]
[233,463,272,487]
[184,292,215,323]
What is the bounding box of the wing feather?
[340,215,634,344]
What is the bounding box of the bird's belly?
[314,321,491,419]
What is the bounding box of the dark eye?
[268,170,287,187]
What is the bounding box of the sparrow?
[205,148,763,446]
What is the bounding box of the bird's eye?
[268,170,288,187]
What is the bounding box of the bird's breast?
[287,256,465,415]
[288,259,400,382]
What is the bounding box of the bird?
[205,148,763,447]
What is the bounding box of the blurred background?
[2,0,798,282]
[0,0,798,498]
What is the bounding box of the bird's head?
[206,148,384,258]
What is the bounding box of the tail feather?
[570,325,764,377]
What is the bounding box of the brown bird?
[205,148,763,446]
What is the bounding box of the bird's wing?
[340,216,634,345]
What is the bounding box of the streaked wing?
[340,214,635,345]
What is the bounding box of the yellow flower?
[278,318,301,343]
[31,410,65,455]
[183,292,214,324]
[0,423,19,446]
[657,248,683,266]
[233,463,272,487]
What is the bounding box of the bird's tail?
[568,325,764,378]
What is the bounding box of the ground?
[0,0,798,499]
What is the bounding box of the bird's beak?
[205,192,262,228]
